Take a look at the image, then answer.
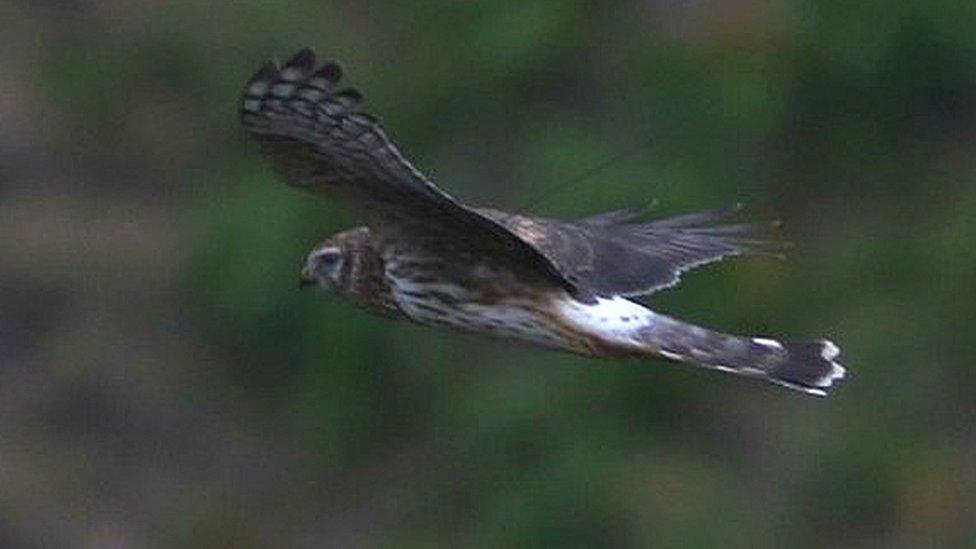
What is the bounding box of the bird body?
[243,48,846,396]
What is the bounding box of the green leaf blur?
[6,0,976,546]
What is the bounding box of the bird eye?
[315,249,342,267]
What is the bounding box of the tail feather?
[753,338,847,396]
[639,314,847,396]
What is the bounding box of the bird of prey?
[240,48,846,396]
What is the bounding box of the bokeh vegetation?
[4,0,976,546]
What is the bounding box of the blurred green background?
[3,1,975,546]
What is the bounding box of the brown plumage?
[241,48,847,396]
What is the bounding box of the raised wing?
[481,204,786,297]
[240,48,575,292]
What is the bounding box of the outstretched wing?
[240,48,574,292]
[481,204,786,297]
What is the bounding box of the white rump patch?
[556,296,656,349]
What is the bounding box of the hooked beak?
[298,266,315,289]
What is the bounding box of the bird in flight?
[240,48,846,396]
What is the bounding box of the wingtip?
[335,87,363,102]
[249,60,280,83]
[285,47,317,69]
[314,60,343,83]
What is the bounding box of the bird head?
[299,227,373,292]
[300,244,344,291]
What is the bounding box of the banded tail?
[556,296,846,396]
[640,313,846,396]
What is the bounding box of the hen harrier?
[240,48,846,396]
